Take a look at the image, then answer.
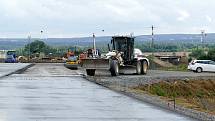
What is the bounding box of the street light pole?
[40,30,43,40]
[28,35,31,62]
[92,30,104,57]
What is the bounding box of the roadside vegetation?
[14,39,215,55]
[163,64,188,71]
[189,47,215,61]
[132,80,215,115]
[16,40,85,57]
[135,42,215,52]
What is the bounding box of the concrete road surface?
[0,63,31,77]
[0,63,196,121]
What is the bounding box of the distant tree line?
[16,40,85,57]
[189,48,215,61]
[16,40,215,60]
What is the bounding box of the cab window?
[209,61,215,65]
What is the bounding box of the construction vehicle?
[0,50,17,63]
[64,47,79,70]
[81,36,149,76]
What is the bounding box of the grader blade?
[81,59,109,69]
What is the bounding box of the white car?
[188,60,215,73]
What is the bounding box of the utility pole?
[93,33,96,57]
[151,25,155,55]
[200,30,206,43]
[151,25,154,47]
[200,30,207,50]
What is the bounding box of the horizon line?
[0,32,214,39]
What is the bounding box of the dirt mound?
[149,56,174,69]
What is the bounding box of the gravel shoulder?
[83,69,215,121]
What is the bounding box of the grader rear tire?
[86,69,96,76]
[136,61,142,75]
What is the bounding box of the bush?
[189,48,215,60]
[207,48,215,61]
[151,85,166,96]
[189,49,207,59]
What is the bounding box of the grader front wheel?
[141,60,148,75]
[110,60,119,76]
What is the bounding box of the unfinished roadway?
[0,63,208,121]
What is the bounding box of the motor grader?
[81,36,149,76]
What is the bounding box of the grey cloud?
[0,0,214,37]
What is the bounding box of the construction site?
[1,1,215,121]
[0,34,215,121]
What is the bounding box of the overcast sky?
[0,0,214,38]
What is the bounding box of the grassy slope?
[132,80,215,115]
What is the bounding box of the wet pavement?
[0,63,31,77]
[0,63,196,121]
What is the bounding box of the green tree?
[24,40,47,54]
[189,49,207,59]
[207,48,215,61]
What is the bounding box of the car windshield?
[6,55,14,59]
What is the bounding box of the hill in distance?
[0,33,215,50]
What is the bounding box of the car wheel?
[196,67,202,73]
